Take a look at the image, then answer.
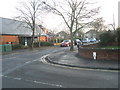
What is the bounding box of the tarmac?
[46,46,119,70]
[2,46,119,70]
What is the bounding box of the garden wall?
[78,47,119,60]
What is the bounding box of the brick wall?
[0,35,19,45]
[78,48,119,60]
[82,43,99,48]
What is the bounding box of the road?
[2,46,118,88]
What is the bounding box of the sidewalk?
[46,48,119,70]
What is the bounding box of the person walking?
[77,41,82,49]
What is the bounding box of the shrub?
[12,44,27,50]
[115,27,120,42]
[34,42,54,47]
[99,31,115,46]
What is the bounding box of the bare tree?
[88,17,108,39]
[89,17,105,32]
[15,0,44,48]
[43,0,100,51]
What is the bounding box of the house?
[56,31,70,39]
[0,17,50,46]
[38,25,52,42]
[84,30,98,39]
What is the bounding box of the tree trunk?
[31,30,35,49]
[70,29,74,51]
[31,18,35,49]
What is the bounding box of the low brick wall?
[78,48,119,60]
[82,43,99,48]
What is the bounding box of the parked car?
[82,39,87,43]
[60,40,70,47]
[82,38,90,43]
[60,40,74,47]
[90,38,96,42]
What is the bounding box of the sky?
[0,0,120,32]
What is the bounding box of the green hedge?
[11,42,54,50]
[115,27,120,42]
[99,31,115,46]
[12,44,28,50]
[99,28,120,46]
[34,42,54,47]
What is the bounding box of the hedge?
[34,42,54,47]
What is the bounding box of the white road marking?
[3,75,63,88]
[40,55,50,63]
[33,59,39,62]
[25,61,31,64]
[33,80,63,87]
[14,78,22,80]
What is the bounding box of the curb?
[45,56,119,71]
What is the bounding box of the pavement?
[46,47,119,70]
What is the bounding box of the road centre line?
[13,77,22,80]
[3,75,63,88]
[33,59,38,62]
[41,55,119,73]
[33,80,63,87]
[2,58,40,75]
[25,61,31,64]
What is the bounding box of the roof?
[0,17,41,36]
[85,30,97,34]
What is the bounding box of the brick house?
[38,25,52,42]
[0,17,50,46]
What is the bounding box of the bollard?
[25,41,27,46]
[93,52,97,60]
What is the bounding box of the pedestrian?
[77,41,82,49]
[77,42,80,49]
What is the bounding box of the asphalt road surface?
[2,46,119,88]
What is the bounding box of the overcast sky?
[0,0,120,32]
